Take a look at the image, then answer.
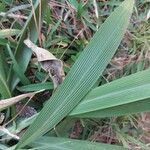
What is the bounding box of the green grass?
[0,0,150,149]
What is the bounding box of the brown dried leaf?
[24,39,65,89]
[24,39,56,61]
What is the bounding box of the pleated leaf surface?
[16,0,134,148]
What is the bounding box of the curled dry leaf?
[24,39,65,89]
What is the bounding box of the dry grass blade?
[0,92,35,111]
[0,29,20,38]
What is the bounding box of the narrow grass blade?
[17,82,53,92]
[67,0,79,11]
[16,0,134,148]
[6,44,30,85]
[70,68,150,117]
[0,51,11,98]
[0,39,16,48]
[75,98,150,118]
[9,0,48,91]
[0,29,20,38]
[29,136,126,150]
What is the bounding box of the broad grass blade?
[16,0,134,148]
[29,136,127,150]
[70,69,150,117]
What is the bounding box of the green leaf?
[0,51,11,98]
[6,44,30,85]
[16,0,134,148]
[67,0,79,11]
[0,1,6,12]
[9,0,48,91]
[0,39,17,48]
[76,98,150,118]
[17,82,53,92]
[70,68,150,117]
[0,29,20,38]
[29,136,126,150]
